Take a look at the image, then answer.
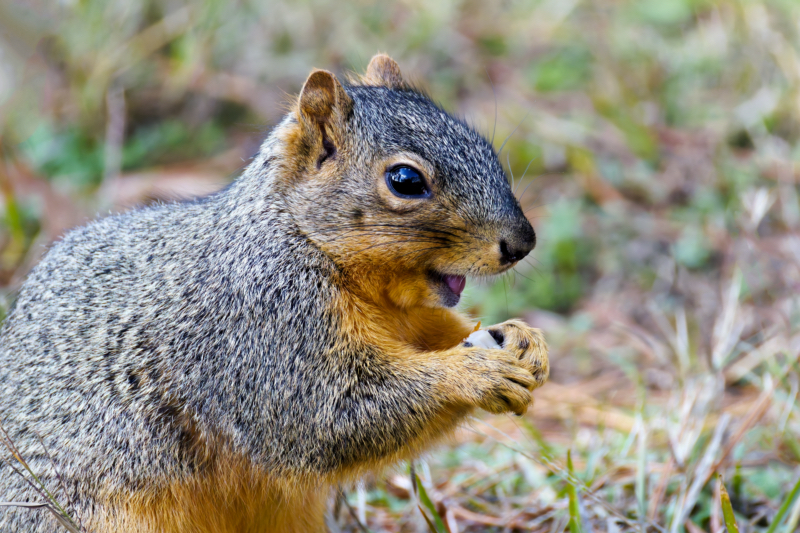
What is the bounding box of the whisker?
[393,245,449,262]
[308,222,493,246]
[316,229,451,241]
[520,257,545,278]
[340,237,455,259]
[497,111,530,157]
[327,235,450,249]
[341,239,425,258]
[512,267,537,283]
[517,176,538,203]
[502,274,509,320]
[523,254,545,265]
[523,203,547,215]
[306,222,468,240]
[306,223,449,238]
[507,151,515,192]
[405,245,449,259]
[307,227,454,244]
[486,66,498,148]
[287,187,471,238]
[514,156,539,197]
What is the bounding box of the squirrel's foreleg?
[402,319,549,417]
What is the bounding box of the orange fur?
[92,463,328,533]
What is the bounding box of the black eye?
[385,165,430,198]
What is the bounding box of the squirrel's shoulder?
[7,188,340,335]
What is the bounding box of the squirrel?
[0,54,549,533]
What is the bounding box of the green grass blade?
[418,505,440,533]
[719,476,739,533]
[567,450,583,533]
[636,420,647,529]
[17,461,77,529]
[0,425,82,531]
[765,475,800,533]
[46,507,81,533]
[414,472,448,533]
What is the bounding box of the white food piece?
[465,329,500,349]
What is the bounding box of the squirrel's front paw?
[459,320,549,416]
[458,349,536,415]
[483,319,549,389]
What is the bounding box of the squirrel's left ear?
[297,69,353,167]
[362,54,406,89]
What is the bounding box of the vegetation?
[1,0,799,530]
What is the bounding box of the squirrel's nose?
[499,222,536,265]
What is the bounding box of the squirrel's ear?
[297,69,353,167]
[298,69,352,126]
[363,54,405,89]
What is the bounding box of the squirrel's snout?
[499,222,536,265]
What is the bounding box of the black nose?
[499,224,536,265]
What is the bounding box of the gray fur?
[0,82,530,531]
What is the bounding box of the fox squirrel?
[0,54,548,532]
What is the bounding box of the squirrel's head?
[274,54,535,310]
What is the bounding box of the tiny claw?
[514,396,534,416]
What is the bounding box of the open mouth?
[431,271,467,307]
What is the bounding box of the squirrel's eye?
[385,165,430,198]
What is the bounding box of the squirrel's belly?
[93,465,328,533]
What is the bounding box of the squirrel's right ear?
[298,70,352,129]
[297,70,353,167]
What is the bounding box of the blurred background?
[1,0,799,531]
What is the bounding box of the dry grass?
[1,0,799,531]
